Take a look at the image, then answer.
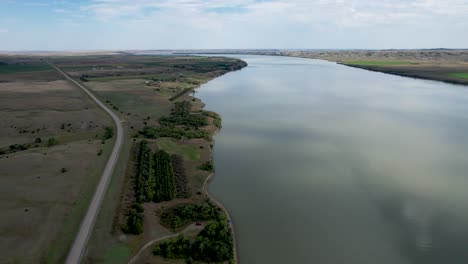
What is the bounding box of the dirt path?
[47,60,124,264]
[126,171,239,264]
[127,224,202,264]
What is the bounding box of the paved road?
[47,61,124,264]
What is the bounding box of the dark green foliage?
[138,126,209,140]
[35,137,42,143]
[153,220,234,263]
[135,140,153,202]
[47,137,58,147]
[154,235,191,259]
[171,154,187,198]
[158,101,208,132]
[0,63,51,73]
[103,127,114,140]
[138,101,209,140]
[154,150,176,202]
[198,161,214,172]
[146,149,156,201]
[203,111,222,128]
[131,203,144,213]
[122,209,143,235]
[160,202,220,229]
[8,143,30,151]
[134,142,176,203]
[80,74,89,82]
[169,88,191,101]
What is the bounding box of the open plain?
[0,58,113,263]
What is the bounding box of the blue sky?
[1,0,467,50]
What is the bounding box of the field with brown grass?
[0,58,113,263]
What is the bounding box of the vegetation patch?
[153,220,234,263]
[122,204,144,235]
[160,201,221,230]
[198,161,214,172]
[103,127,114,140]
[203,111,222,128]
[171,154,188,198]
[160,101,208,128]
[138,101,210,140]
[154,149,176,202]
[155,138,200,161]
[345,60,416,66]
[449,72,468,79]
[138,126,209,140]
[0,63,51,73]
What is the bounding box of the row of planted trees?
[135,140,176,203]
[124,140,180,234]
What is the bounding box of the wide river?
[196,55,468,264]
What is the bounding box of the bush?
[47,137,58,147]
[153,220,233,263]
[198,161,214,172]
[35,137,42,143]
[160,202,220,230]
[103,127,113,140]
[123,209,143,235]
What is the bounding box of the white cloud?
[2,0,468,50]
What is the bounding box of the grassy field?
[0,64,114,263]
[345,60,417,66]
[449,72,468,79]
[0,63,52,73]
[155,138,200,161]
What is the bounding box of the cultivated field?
[0,58,113,263]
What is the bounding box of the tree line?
[153,220,234,263]
[138,101,210,140]
[124,140,186,234]
[160,201,221,230]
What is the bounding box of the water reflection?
[196,55,468,264]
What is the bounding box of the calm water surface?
[196,55,468,264]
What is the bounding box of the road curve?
[47,60,124,264]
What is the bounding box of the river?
[196,55,468,264]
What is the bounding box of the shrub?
[47,137,58,147]
[198,161,214,172]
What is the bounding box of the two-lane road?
[47,61,124,264]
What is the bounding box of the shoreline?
[195,52,468,87]
[339,63,468,87]
[197,87,239,264]
[202,155,240,264]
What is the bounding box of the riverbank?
[102,57,247,264]
[198,50,468,86]
[339,63,468,86]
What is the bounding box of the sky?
[0,0,467,51]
